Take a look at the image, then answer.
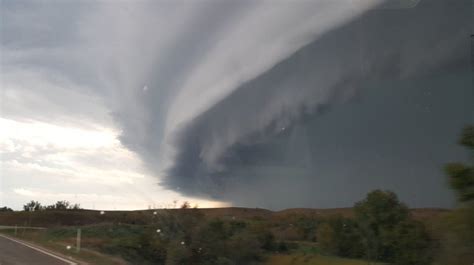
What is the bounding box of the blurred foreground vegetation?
[0,126,472,264]
[0,196,448,265]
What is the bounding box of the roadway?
[0,234,76,265]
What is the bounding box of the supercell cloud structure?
[1,0,473,209]
[162,0,473,208]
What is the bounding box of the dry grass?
[0,228,128,265]
[266,254,386,265]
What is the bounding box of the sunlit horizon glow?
[0,118,228,210]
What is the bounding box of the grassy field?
[266,254,386,265]
[0,207,450,264]
[266,254,385,265]
[0,227,128,265]
[265,240,384,265]
[1,225,383,265]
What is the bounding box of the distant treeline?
[21,200,81,211]
[0,206,13,212]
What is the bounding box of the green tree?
[180,201,191,209]
[459,125,474,149]
[444,125,474,204]
[392,220,433,265]
[436,125,474,264]
[354,190,432,265]
[0,206,13,212]
[316,222,337,255]
[23,200,42,211]
[44,200,80,210]
[354,190,409,262]
[328,217,365,258]
[52,200,70,210]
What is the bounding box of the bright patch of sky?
[0,118,226,209]
[0,118,226,210]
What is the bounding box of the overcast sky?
[1,0,472,210]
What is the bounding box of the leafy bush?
[87,210,274,265]
[435,125,474,264]
[354,190,433,265]
[316,217,364,258]
[0,206,13,212]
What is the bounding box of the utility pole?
[76,228,81,253]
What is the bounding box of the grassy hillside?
[0,207,448,228]
[0,207,451,265]
[0,226,384,265]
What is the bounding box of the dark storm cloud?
[0,0,98,86]
[115,0,258,157]
[0,1,86,49]
[163,0,473,208]
[3,0,472,209]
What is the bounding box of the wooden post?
[76,228,81,253]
